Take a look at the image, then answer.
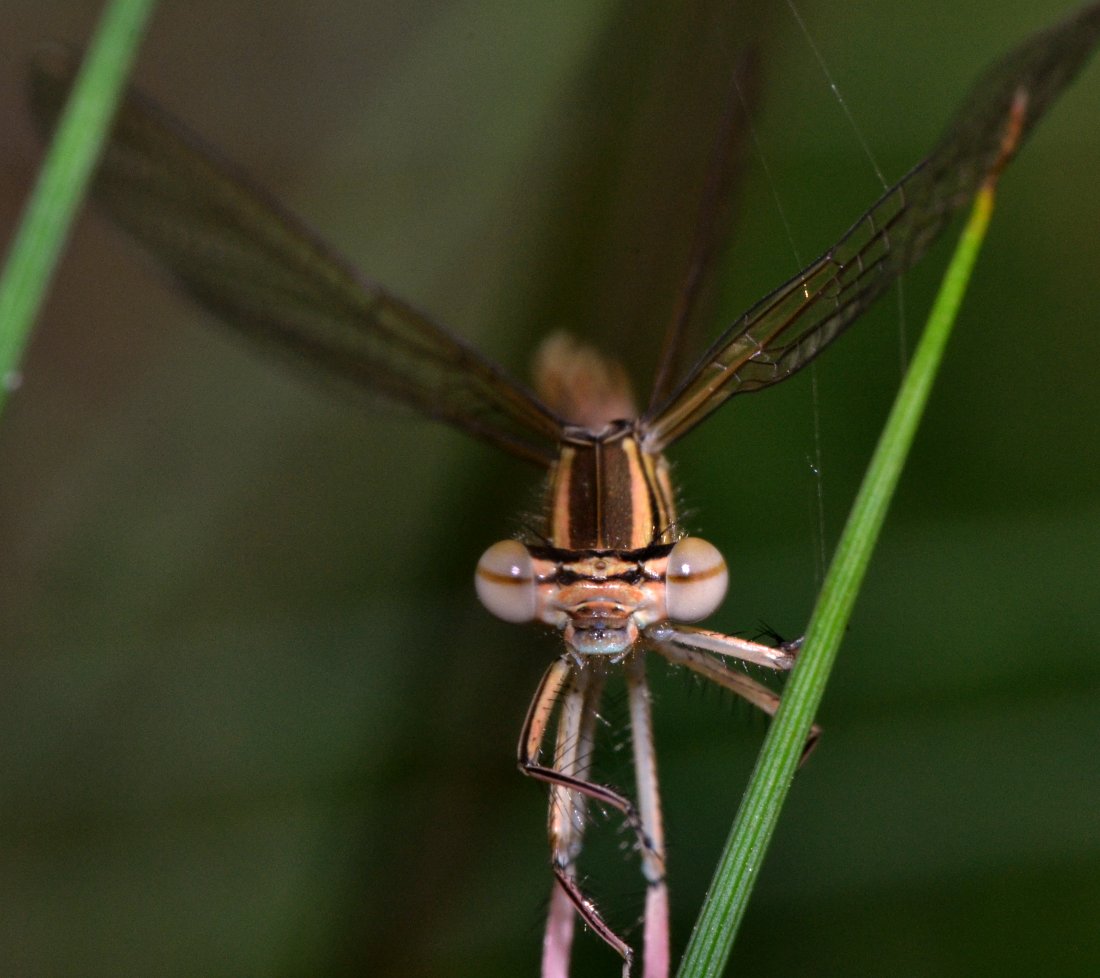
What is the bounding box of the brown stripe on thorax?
[546,422,676,551]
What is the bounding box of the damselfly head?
[475,534,729,655]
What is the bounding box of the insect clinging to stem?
[24,3,1100,975]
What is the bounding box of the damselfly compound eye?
[665,536,728,622]
[475,540,537,623]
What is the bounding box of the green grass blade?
[0,0,158,416]
[676,176,1000,978]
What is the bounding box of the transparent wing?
[28,47,565,467]
[646,50,758,413]
[643,1,1100,452]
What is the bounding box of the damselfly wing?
[26,4,1100,976]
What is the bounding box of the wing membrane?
[28,47,565,466]
[647,50,758,412]
[643,2,1100,451]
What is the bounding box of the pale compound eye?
[475,540,537,623]
[665,537,728,622]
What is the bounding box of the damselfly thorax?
[477,338,728,658]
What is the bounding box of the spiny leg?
[645,622,798,670]
[624,652,669,978]
[649,633,820,761]
[520,658,648,828]
[519,658,655,977]
[519,657,578,978]
[543,660,606,978]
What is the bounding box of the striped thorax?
[476,421,728,656]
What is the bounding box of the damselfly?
[26,4,1100,975]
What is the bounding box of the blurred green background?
[2,1,1099,976]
